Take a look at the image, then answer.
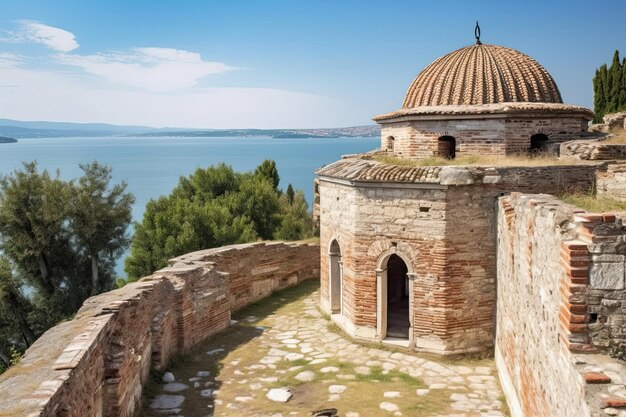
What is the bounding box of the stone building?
[316,32,598,355]
[375,39,593,159]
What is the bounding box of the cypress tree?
[607,50,622,113]
[593,65,608,122]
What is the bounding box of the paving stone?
[328,384,346,394]
[379,402,399,412]
[150,394,185,410]
[267,388,292,402]
[162,372,175,383]
[162,382,189,393]
[295,371,315,382]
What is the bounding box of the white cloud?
[0,65,361,128]
[15,20,79,52]
[0,52,23,68]
[56,47,236,92]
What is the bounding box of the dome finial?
[475,21,482,45]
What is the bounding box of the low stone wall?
[597,162,626,201]
[496,193,626,417]
[0,241,319,417]
[604,111,626,130]
[561,140,626,160]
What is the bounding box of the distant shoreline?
[0,120,380,139]
[0,136,17,143]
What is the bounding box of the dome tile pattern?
[403,44,562,108]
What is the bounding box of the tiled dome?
[402,44,562,108]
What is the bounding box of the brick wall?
[380,115,588,159]
[495,193,626,417]
[0,241,319,417]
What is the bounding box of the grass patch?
[604,130,626,144]
[369,153,585,167]
[232,279,319,322]
[559,192,626,212]
[355,366,425,388]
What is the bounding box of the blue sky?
[0,0,624,128]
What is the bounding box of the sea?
[0,135,379,276]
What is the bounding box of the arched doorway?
[437,136,456,159]
[376,252,412,342]
[385,254,410,338]
[329,240,342,314]
[530,133,549,153]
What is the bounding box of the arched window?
[437,136,456,159]
[530,133,549,153]
[385,136,395,152]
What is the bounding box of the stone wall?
[604,111,626,130]
[597,162,626,201]
[380,116,588,159]
[561,140,626,160]
[495,193,626,417]
[0,241,319,417]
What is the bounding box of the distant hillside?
[0,119,380,139]
[136,126,380,139]
[0,136,17,143]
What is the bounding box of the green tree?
[70,162,134,295]
[286,183,295,204]
[274,191,315,241]
[593,64,610,122]
[125,161,314,280]
[0,162,134,372]
[0,163,74,309]
[0,257,35,367]
[607,50,622,114]
[254,160,280,190]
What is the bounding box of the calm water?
[0,136,378,275]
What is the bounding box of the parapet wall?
[0,241,319,417]
[496,193,626,417]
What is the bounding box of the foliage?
[0,161,133,371]
[592,50,626,122]
[125,160,314,279]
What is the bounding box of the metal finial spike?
[475,21,482,45]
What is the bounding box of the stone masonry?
[0,242,319,417]
[496,193,626,417]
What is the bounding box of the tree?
[125,161,314,279]
[286,184,295,205]
[254,160,280,190]
[0,163,74,308]
[71,162,134,295]
[0,162,134,372]
[592,51,626,122]
[274,191,315,241]
[0,256,35,365]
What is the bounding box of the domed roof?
[402,43,562,108]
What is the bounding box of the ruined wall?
[495,193,626,417]
[0,242,319,417]
[379,116,587,159]
[561,140,626,160]
[597,162,626,202]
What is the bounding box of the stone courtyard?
[143,281,506,417]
